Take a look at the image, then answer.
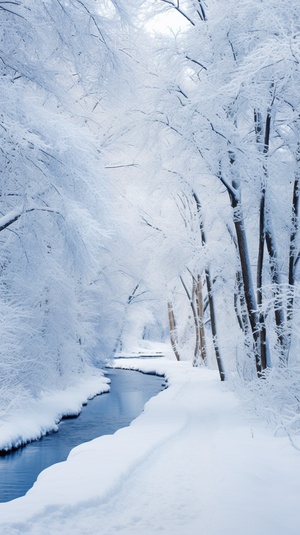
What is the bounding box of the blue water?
[0,368,164,502]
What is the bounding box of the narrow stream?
[0,368,164,503]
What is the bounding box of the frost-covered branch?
[160,0,196,26]
[0,2,24,19]
[0,207,62,232]
[185,55,207,71]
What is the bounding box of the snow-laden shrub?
[234,366,300,442]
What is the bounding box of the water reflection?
[0,368,163,502]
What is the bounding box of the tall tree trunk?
[265,224,287,365]
[255,109,272,371]
[226,224,253,357]
[180,275,200,366]
[192,192,226,381]
[205,267,226,381]
[226,222,256,377]
[196,274,207,362]
[167,301,181,361]
[231,195,262,375]
[255,107,287,366]
[287,155,300,357]
[257,180,268,370]
[181,272,207,365]
[234,270,250,334]
[218,154,262,376]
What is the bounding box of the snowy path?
[0,358,299,534]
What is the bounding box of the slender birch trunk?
[167,301,181,361]
[196,274,207,362]
[192,192,226,381]
[180,276,200,366]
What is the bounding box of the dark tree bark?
[264,226,287,364]
[231,193,262,375]
[217,154,262,376]
[255,106,288,366]
[255,109,272,371]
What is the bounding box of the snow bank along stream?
[0,368,164,503]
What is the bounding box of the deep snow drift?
[0,355,299,535]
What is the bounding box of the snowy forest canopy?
[1,1,300,429]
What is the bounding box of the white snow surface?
[0,356,300,534]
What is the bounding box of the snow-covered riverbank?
[0,355,299,534]
[0,371,110,453]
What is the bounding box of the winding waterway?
[0,368,164,503]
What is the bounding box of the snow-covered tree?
[0,0,145,413]
[137,0,300,380]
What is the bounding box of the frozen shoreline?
[0,351,167,454]
[0,371,110,453]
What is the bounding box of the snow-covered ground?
[0,355,300,534]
